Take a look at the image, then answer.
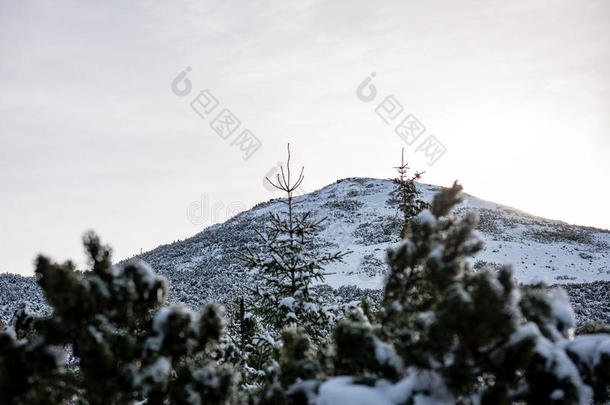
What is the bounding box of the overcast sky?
[1,0,609,276]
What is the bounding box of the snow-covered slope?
[305,178,610,288]
[1,178,608,325]
[140,177,609,288]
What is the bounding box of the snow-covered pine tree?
[0,232,235,405]
[234,144,349,386]
[381,181,478,335]
[377,183,610,403]
[388,148,428,238]
[225,296,277,390]
[254,326,326,405]
[280,183,610,405]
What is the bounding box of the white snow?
[428,246,444,261]
[566,334,610,369]
[507,322,595,404]
[88,325,103,344]
[316,371,454,405]
[279,297,295,310]
[550,389,564,400]
[416,210,437,227]
[374,340,403,370]
[317,377,393,405]
[145,356,171,382]
[549,288,576,336]
[152,307,170,334]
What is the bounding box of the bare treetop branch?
[265,143,305,196]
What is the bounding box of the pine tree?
[0,232,235,405]
[256,326,324,405]
[361,183,610,403]
[226,296,277,390]
[274,183,610,405]
[388,148,428,238]
[234,144,348,387]
[381,181,480,336]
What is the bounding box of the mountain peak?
[143,177,608,293]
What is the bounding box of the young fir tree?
[233,144,348,388]
[0,232,235,405]
[388,148,428,238]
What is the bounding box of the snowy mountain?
[1,178,609,325]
